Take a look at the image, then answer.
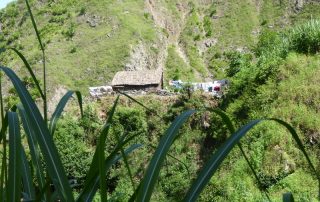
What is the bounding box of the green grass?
[1,1,320,201]
[259,0,288,28]
[291,4,320,23]
[211,0,259,50]
[1,0,156,93]
[165,45,194,82]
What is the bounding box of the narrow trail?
[145,0,189,70]
[145,0,215,81]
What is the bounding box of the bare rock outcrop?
[125,43,152,71]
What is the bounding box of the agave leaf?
[208,109,236,133]
[8,48,44,100]
[24,0,48,123]
[136,110,196,202]
[20,145,35,200]
[17,105,47,201]
[271,118,320,197]
[116,132,136,191]
[24,0,44,51]
[148,144,191,177]
[0,67,73,201]
[7,112,21,202]
[117,91,160,118]
[77,144,142,202]
[99,96,119,201]
[77,96,119,202]
[49,90,82,135]
[283,192,294,202]
[184,119,262,201]
[184,118,320,201]
[75,91,83,116]
[0,113,8,201]
[78,100,142,201]
[18,105,46,201]
[0,113,8,143]
[209,108,271,201]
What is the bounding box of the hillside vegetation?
[1,0,319,92]
[0,0,320,201]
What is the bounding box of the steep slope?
[0,0,320,201]
[0,0,319,94]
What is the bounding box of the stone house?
[111,69,163,91]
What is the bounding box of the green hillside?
[0,0,320,201]
[1,0,319,93]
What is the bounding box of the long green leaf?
[271,119,320,197]
[148,144,191,177]
[184,119,261,201]
[18,105,46,201]
[20,145,35,200]
[7,112,21,202]
[208,108,271,201]
[24,0,44,51]
[77,96,119,201]
[0,112,8,202]
[49,90,82,135]
[77,144,142,202]
[283,192,294,202]
[7,47,44,100]
[116,132,136,191]
[75,91,83,116]
[136,110,196,202]
[0,67,73,201]
[0,113,8,143]
[99,95,119,201]
[184,118,320,201]
[117,91,161,118]
[24,0,48,123]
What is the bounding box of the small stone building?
[111,69,163,91]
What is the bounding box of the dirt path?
[145,0,189,70]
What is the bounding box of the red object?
[214,86,220,91]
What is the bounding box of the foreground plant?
[0,1,318,201]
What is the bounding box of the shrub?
[225,51,252,77]
[54,115,93,187]
[69,45,77,53]
[62,22,76,39]
[4,3,19,18]
[4,76,41,110]
[111,107,148,142]
[79,104,102,145]
[51,5,67,16]
[289,19,320,54]
[209,4,217,17]
[6,31,20,45]
[78,7,86,16]
[49,15,66,24]
[203,16,213,37]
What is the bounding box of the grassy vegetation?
[220,17,320,201]
[0,0,157,93]
[165,45,194,82]
[210,0,259,50]
[259,0,288,28]
[0,0,320,201]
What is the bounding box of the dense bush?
[54,115,93,187]
[51,4,68,16]
[49,15,66,24]
[79,104,102,145]
[1,1,320,201]
[62,22,76,39]
[289,19,320,54]
[203,16,213,37]
[111,107,148,143]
